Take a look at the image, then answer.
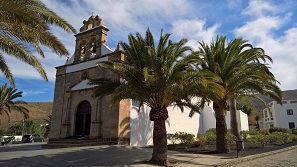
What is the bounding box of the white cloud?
[227,0,242,9]
[234,16,282,43]
[234,0,297,90]
[22,89,47,96]
[171,19,220,50]
[243,0,278,17]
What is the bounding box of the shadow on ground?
[0,144,154,167]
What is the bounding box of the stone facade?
[49,15,130,143]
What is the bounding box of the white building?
[131,100,249,146]
[262,100,297,130]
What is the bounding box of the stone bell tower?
[73,15,109,63]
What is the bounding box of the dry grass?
[0,102,52,128]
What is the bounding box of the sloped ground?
[0,102,52,129]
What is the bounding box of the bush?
[227,131,236,145]
[269,132,293,144]
[240,130,249,141]
[248,135,270,148]
[269,127,291,134]
[249,129,268,135]
[167,133,179,145]
[205,128,216,134]
[193,140,203,147]
[197,132,216,145]
[291,128,297,135]
[167,132,195,145]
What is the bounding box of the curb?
[216,145,297,167]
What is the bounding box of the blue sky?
[1,0,297,102]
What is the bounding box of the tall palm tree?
[0,83,29,125]
[0,0,76,87]
[193,36,282,152]
[89,28,204,165]
[229,65,282,139]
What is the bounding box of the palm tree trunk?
[149,107,168,165]
[230,98,241,140]
[214,103,230,153]
[150,119,168,165]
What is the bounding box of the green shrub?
[269,132,294,144]
[249,129,268,135]
[248,135,270,148]
[240,130,249,141]
[167,132,195,145]
[197,130,216,145]
[205,128,216,134]
[291,134,297,141]
[291,128,297,135]
[227,131,236,145]
[178,132,195,145]
[269,127,291,134]
[167,133,179,145]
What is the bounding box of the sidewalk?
[0,143,296,166]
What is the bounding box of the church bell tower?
[73,15,109,63]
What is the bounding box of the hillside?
[0,102,53,129]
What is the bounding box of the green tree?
[192,36,282,152]
[0,0,76,87]
[89,28,203,165]
[8,119,46,136]
[0,83,29,125]
[236,104,253,116]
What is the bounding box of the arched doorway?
[75,100,91,136]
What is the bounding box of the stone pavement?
[0,143,296,167]
[219,145,297,167]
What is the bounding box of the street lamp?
[236,139,244,158]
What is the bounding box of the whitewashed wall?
[130,100,199,146]
[197,106,216,134]
[129,99,249,146]
[199,108,249,134]
[263,100,297,130]
[226,110,249,131]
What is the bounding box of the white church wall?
[129,99,250,146]
[166,106,199,143]
[130,100,153,147]
[198,106,216,134]
[130,100,199,147]
[226,110,249,131]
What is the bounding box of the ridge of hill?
[0,102,53,129]
[249,89,297,112]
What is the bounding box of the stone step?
[43,138,118,148]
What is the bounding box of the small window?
[289,122,295,129]
[287,109,293,115]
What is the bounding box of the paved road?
[229,147,297,167]
[0,143,230,167]
[0,143,157,167]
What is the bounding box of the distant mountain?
[0,102,53,129]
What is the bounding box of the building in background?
[262,100,297,130]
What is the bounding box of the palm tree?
[193,36,282,152]
[0,0,76,87]
[0,83,29,125]
[89,28,203,165]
